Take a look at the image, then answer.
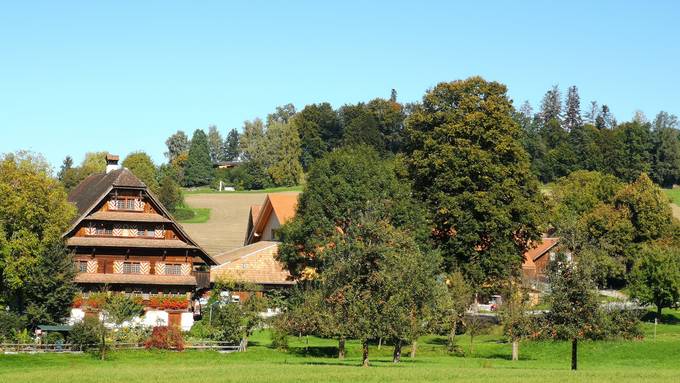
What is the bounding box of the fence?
[1,340,244,354]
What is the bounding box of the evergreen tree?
[367,96,406,153]
[57,156,73,181]
[539,85,562,126]
[266,122,303,187]
[165,131,190,162]
[184,129,214,187]
[224,128,240,161]
[596,105,616,129]
[651,126,680,187]
[239,118,267,162]
[340,104,384,153]
[563,86,582,131]
[612,121,652,182]
[584,101,599,125]
[207,125,224,163]
[405,77,544,285]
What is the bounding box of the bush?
[211,303,243,343]
[144,326,184,351]
[104,294,144,324]
[269,327,289,350]
[173,208,195,221]
[0,311,26,342]
[187,320,220,340]
[69,317,102,351]
[112,326,151,345]
[44,332,64,344]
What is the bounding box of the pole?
[654,318,657,340]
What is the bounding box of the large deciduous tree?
[291,103,342,170]
[629,244,680,322]
[207,125,225,164]
[266,122,303,187]
[405,77,544,285]
[165,131,190,162]
[0,152,76,326]
[122,151,159,193]
[184,129,214,187]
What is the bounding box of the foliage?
[103,294,144,325]
[405,77,545,286]
[339,103,384,153]
[209,303,243,343]
[158,175,183,213]
[165,131,190,162]
[0,152,76,326]
[628,244,680,321]
[184,129,214,187]
[122,151,159,193]
[69,317,103,352]
[278,145,427,278]
[207,125,225,163]
[224,128,240,161]
[291,103,342,170]
[144,326,184,351]
[613,173,672,242]
[433,271,473,352]
[266,121,303,187]
[0,311,26,342]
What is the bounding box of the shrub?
[211,303,243,343]
[104,294,144,324]
[44,332,65,344]
[69,317,102,351]
[112,326,151,345]
[187,320,220,340]
[144,326,184,351]
[173,208,195,221]
[270,327,289,350]
[0,311,26,342]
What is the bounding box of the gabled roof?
[525,237,560,262]
[245,193,299,245]
[68,168,146,218]
[64,168,216,265]
[211,241,293,285]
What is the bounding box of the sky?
[1,1,679,169]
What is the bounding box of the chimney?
[106,154,121,174]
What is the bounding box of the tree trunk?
[378,337,382,350]
[512,339,519,361]
[242,336,249,351]
[393,340,402,363]
[571,338,578,371]
[410,340,417,358]
[362,340,369,367]
[469,335,474,355]
[447,321,457,352]
[657,305,663,323]
[338,338,346,360]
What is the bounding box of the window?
[123,262,141,274]
[110,197,143,211]
[165,264,182,275]
[96,227,113,236]
[75,261,88,273]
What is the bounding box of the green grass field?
[3,311,680,383]
[663,188,680,204]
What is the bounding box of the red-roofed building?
[244,194,299,245]
[522,237,560,282]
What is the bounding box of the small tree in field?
[439,271,473,353]
[546,254,601,371]
[499,281,533,361]
[629,244,680,322]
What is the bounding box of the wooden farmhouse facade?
[63,155,216,328]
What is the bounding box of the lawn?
[3,311,680,383]
[175,207,211,224]
[663,188,680,204]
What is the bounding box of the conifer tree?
[207,125,225,163]
[184,129,214,187]
[224,128,240,161]
[563,86,582,131]
[539,85,562,126]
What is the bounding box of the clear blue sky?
[2,1,679,169]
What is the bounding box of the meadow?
[2,311,680,383]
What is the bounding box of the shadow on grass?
[289,346,339,358]
[641,312,680,324]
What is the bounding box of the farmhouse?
[63,155,216,328]
[210,193,298,296]
[522,237,560,282]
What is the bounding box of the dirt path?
[180,192,299,256]
[672,203,680,221]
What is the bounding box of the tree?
[267,103,297,126]
[184,129,214,187]
[629,244,680,322]
[207,125,225,163]
[81,151,108,175]
[539,85,562,127]
[340,104,384,153]
[158,175,183,213]
[614,173,672,243]
[500,281,533,361]
[278,146,426,278]
[122,151,159,193]
[651,126,680,187]
[266,122,303,187]
[612,121,652,182]
[103,293,144,326]
[367,97,406,153]
[439,271,473,352]
[545,254,601,371]
[585,101,599,125]
[563,85,582,131]
[165,131,190,162]
[0,152,76,325]
[224,128,240,161]
[653,111,679,131]
[596,105,616,129]
[57,156,73,181]
[291,103,342,170]
[405,77,545,285]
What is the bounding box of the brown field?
[179,192,300,256]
